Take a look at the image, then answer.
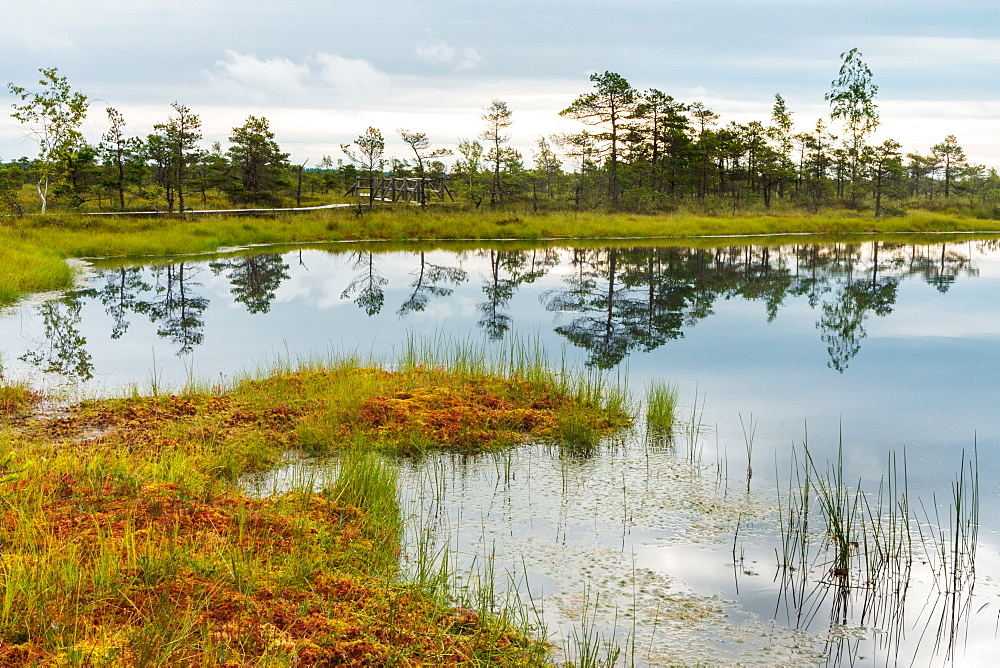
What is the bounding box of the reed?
[562,585,622,668]
[772,433,980,661]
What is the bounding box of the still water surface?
[3,238,999,664]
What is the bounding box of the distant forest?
[3,50,999,217]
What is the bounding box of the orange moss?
[355,381,564,448]
[0,483,541,665]
[0,364,623,665]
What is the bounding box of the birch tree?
[7,67,89,214]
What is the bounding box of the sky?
[2,0,998,169]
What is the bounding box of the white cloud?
[315,53,389,89]
[204,50,389,103]
[416,38,456,66]
[207,50,309,102]
[416,38,483,70]
[456,48,484,71]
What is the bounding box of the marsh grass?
[398,333,632,450]
[0,341,631,664]
[0,378,41,416]
[0,236,74,305]
[643,380,679,446]
[561,586,622,668]
[772,435,980,661]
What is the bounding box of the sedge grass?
[0,235,74,305]
[643,379,680,455]
[772,434,980,660]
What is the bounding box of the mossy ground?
[0,361,630,665]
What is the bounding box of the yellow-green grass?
[0,357,629,664]
[0,233,75,306]
[644,380,680,437]
[3,205,1000,305]
[0,379,40,417]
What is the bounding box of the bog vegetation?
[0,343,632,664]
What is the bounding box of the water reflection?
[341,251,387,315]
[81,266,151,339]
[477,248,559,341]
[18,295,93,379]
[209,253,290,314]
[398,251,468,316]
[7,239,987,378]
[5,237,997,664]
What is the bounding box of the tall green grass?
[0,234,74,305]
[3,206,999,306]
[325,449,401,576]
[644,380,679,446]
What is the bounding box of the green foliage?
[341,127,386,207]
[825,48,880,145]
[225,115,290,207]
[150,103,203,212]
[6,67,89,214]
[480,99,514,207]
[0,165,23,215]
[560,71,639,209]
[4,52,994,220]
[99,107,146,210]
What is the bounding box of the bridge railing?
[346,176,454,205]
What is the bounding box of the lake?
[3,237,998,664]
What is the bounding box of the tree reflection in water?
[397,251,467,316]
[210,253,290,314]
[341,251,387,316]
[37,240,981,380]
[476,248,559,341]
[19,295,94,379]
[144,263,209,355]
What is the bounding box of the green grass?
[0,378,41,416]
[0,232,75,305]
[3,203,1000,305]
[644,380,679,439]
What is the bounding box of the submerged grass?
[0,344,631,664]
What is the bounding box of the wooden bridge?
[346,176,454,205]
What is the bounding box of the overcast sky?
[2,0,998,168]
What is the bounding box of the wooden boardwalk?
[346,176,454,205]
[84,203,355,217]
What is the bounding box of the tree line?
[3,51,999,216]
